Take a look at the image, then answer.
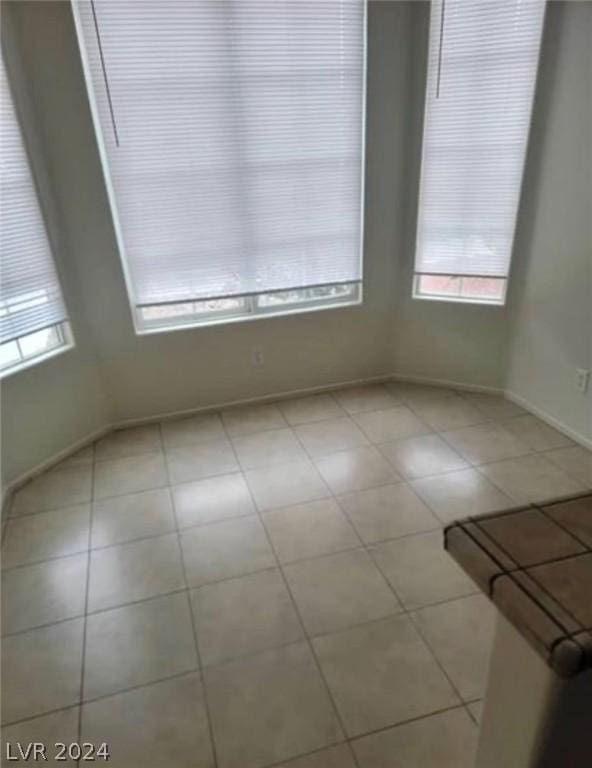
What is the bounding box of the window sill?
[412,293,506,307]
[412,274,507,306]
[134,289,363,335]
[0,340,75,380]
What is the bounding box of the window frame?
[0,321,74,379]
[135,283,363,335]
[412,275,509,306]
[72,0,367,335]
[0,52,73,379]
[411,0,546,307]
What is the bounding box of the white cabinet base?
[476,613,592,768]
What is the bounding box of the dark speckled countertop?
[444,492,592,677]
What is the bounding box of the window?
[73,0,366,332]
[1,58,70,376]
[413,0,546,304]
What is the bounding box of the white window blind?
[414,0,545,299]
[73,0,366,328]
[1,58,68,348]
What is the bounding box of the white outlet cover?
[575,368,590,393]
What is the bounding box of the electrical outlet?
[575,368,590,394]
[251,348,264,367]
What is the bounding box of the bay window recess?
[73,0,366,332]
[414,0,546,305]
[1,58,71,377]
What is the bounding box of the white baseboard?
[504,389,592,451]
[392,374,591,449]
[4,370,589,512]
[389,372,503,395]
[114,372,394,429]
[2,371,393,502]
[2,424,111,514]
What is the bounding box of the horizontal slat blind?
[74,1,365,307]
[0,60,67,344]
[415,0,545,278]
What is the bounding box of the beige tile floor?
[2,383,591,768]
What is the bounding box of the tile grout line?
[0,586,187,639]
[326,476,481,723]
[159,420,220,768]
[2,624,483,728]
[471,462,524,506]
[345,701,479,759]
[0,448,529,523]
[407,606,477,723]
[4,696,479,768]
[5,478,169,520]
[259,739,351,768]
[0,548,549,716]
[269,547,363,766]
[278,389,349,430]
[3,419,491,609]
[1,491,14,547]
[0,668,205,729]
[7,390,581,482]
[0,581,482,653]
[3,548,93,575]
[434,426,532,469]
[222,413,355,763]
[3,438,561,586]
[377,451,474,483]
[5,444,478,572]
[1,704,80,732]
[0,490,443,575]
[76,441,95,762]
[260,698,479,768]
[466,700,482,726]
[223,414,364,768]
[537,454,592,489]
[537,503,591,552]
[5,417,586,523]
[300,405,488,722]
[0,385,499,499]
[473,457,588,507]
[281,422,368,768]
[290,417,479,664]
[0,414,582,575]
[4,396,589,738]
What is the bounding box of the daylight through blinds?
[414,0,545,279]
[1,59,67,344]
[74,1,366,311]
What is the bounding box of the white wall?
[2,1,413,487]
[2,1,590,488]
[505,2,592,444]
[390,1,513,390]
[1,4,109,487]
[390,0,592,438]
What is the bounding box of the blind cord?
[90,0,120,146]
[436,0,446,99]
